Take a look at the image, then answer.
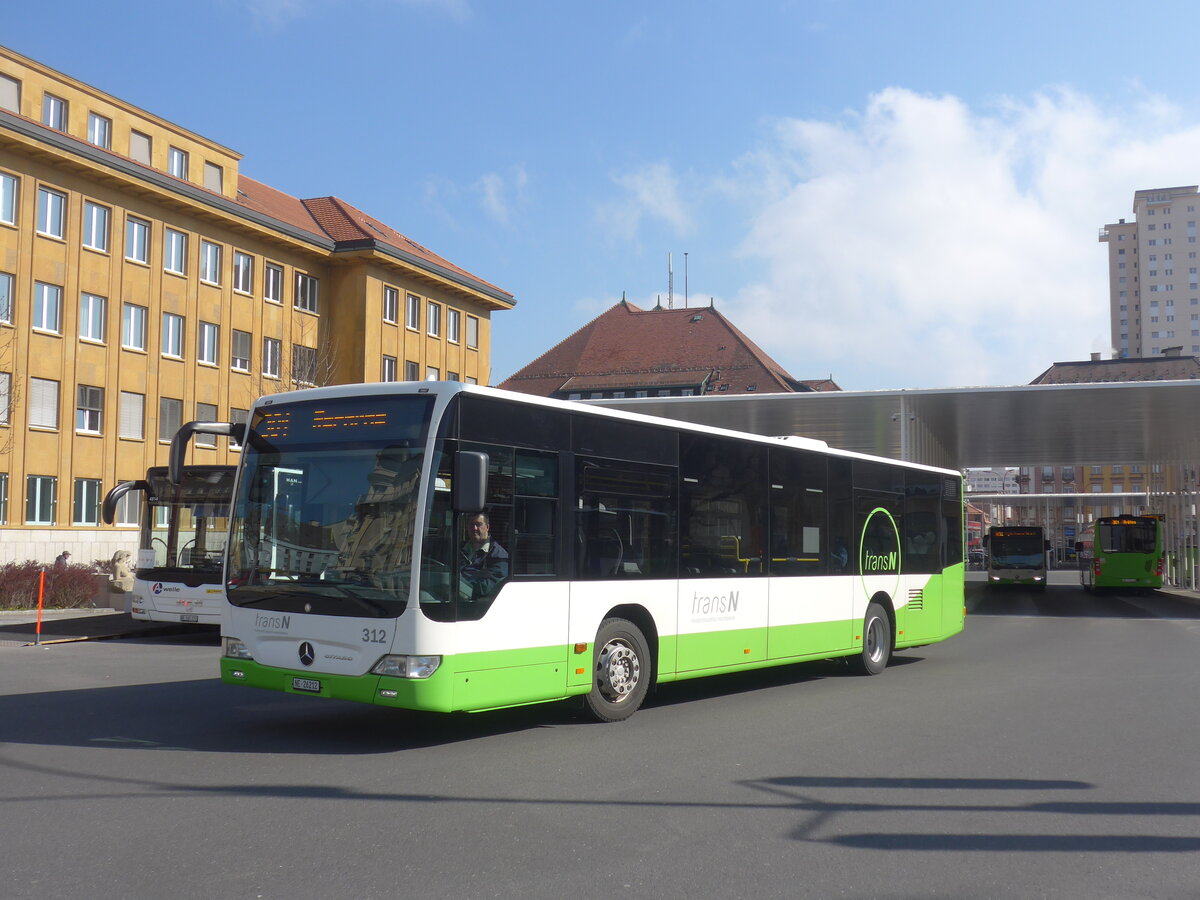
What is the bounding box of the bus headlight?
[371,654,441,679]
[223,638,254,660]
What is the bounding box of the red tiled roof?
[499,301,812,396]
[1030,355,1200,384]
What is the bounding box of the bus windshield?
[227,394,435,617]
[1098,521,1158,554]
[990,532,1044,568]
[144,467,234,575]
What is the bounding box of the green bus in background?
[1076,514,1164,592]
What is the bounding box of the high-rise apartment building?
[0,46,514,561]
[1099,185,1200,358]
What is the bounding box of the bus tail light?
[1155,557,1164,576]
[223,637,254,660]
[1093,559,1102,577]
[372,654,441,679]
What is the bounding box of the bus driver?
[459,512,509,600]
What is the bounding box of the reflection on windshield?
[226,395,435,616]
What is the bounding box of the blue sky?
[11,1,1200,389]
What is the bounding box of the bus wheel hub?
[598,640,640,699]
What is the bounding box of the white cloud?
[475,165,528,225]
[597,162,694,242]
[718,86,1200,390]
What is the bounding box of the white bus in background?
[102,465,236,625]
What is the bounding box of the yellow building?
[0,46,514,562]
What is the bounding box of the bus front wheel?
[853,601,892,676]
[585,618,651,723]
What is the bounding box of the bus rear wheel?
[584,618,650,722]
[852,601,892,676]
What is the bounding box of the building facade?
[1100,185,1200,359]
[0,46,513,561]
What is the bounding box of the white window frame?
[198,321,219,365]
[161,312,184,358]
[82,201,110,252]
[231,329,251,372]
[0,371,9,425]
[33,282,62,333]
[168,146,189,180]
[122,303,147,351]
[200,240,222,285]
[447,308,460,344]
[382,355,397,382]
[426,366,440,381]
[164,228,187,275]
[79,293,106,343]
[263,337,280,378]
[295,273,319,313]
[233,251,254,294]
[125,216,149,263]
[383,286,398,324]
[87,113,112,149]
[26,474,56,525]
[0,271,12,324]
[76,384,104,434]
[0,171,17,226]
[42,93,67,130]
[195,403,218,447]
[264,263,283,304]
[406,293,420,330]
[466,315,479,349]
[292,345,317,385]
[37,186,66,238]
[405,360,419,381]
[427,301,440,337]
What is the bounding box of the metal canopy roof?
[597,381,1200,470]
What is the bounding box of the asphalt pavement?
[0,608,211,646]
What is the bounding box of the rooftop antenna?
[668,252,674,309]
[684,252,689,308]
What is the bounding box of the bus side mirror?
[453,451,488,512]
[101,479,150,525]
[1074,541,1083,552]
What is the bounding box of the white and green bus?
[176,383,965,722]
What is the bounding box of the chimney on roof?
[1163,345,1183,357]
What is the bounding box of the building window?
[87,113,112,149]
[168,146,189,180]
[119,391,144,440]
[122,303,147,350]
[125,216,149,263]
[231,329,251,372]
[427,302,440,337]
[26,475,56,525]
[73,478,102,526]
[448,371,459,382]
[42,93,67,130]
[233,251,253,293]
[198,322,219,365]
[79,293,106,343]
[164,228,187,274]
[447,308,460,343]
[465,376,478,385]
[466,315,479,349]
[229,408,248,450]
[200,241,222,285]
[426,366,440,381]
[383,286,398,324]
[406,293,420,330]
[204,162,223,193]
[264,263,283,303]
[82,202,110,251]
[0,172,17,225]
[295,273,319,313]
[0,371,9,424]
[113,488,139,526]
[292,346,317,385]
[0,271,12,324]
[37,187,66,238]
[29,377,59,429]
[33,282,62,333]
[0,472,8,524]
[161,312,184,358]
[76,385,103,433]
[405,360,419,381]
[0,73,19,113]
[382,355,397,382]
[263,337,280,378]
[195,403,218,447]
[159,397,182,442]
[129,130,152,165]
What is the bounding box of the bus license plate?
[180,614,199,623]
[292,677,321,693]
